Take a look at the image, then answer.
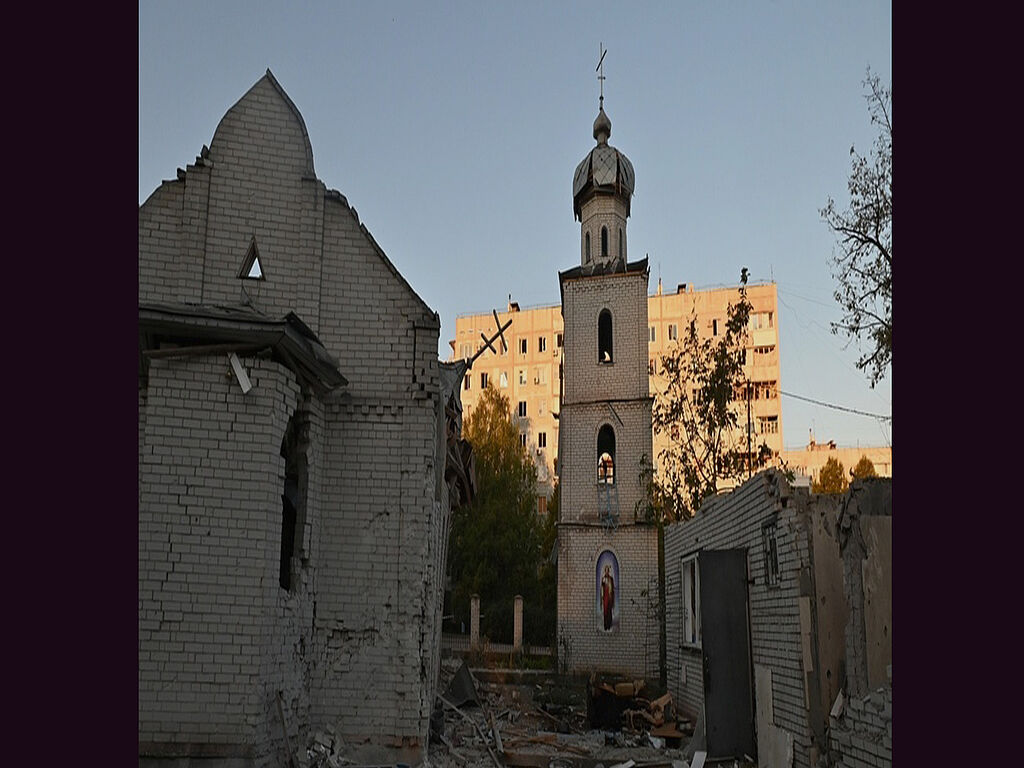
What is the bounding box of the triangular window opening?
[238,237,266,280]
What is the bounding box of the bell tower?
[555,53,659,679]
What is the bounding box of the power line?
[781,390,892,421]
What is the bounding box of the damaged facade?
[663,471,891,767]
[138,70,469,767]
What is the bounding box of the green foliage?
[821,68,892,387]
[446,385,554,645]
[650,269,772,520]
[851,454,878,480]
[813,457,849,494]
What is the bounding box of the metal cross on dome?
[596,43,607,108]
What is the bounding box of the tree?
[821,68,892,387]
[446,385,553,644]
[650,269,772,520]
[813,457,848,494]
[851,454,878,480]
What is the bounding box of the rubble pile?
[429,660,708,768]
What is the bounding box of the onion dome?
[572,105,635,221]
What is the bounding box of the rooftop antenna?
[596,43,607,109]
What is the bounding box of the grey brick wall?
[139,71,448,766]
[664,472,819,768]
[829,684,892,768]
[138,357,301,755]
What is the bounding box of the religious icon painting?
[595,550,620,632]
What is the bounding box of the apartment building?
[449,279,784,505]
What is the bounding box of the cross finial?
[596,43,607,109]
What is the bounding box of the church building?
[556,89,661,679]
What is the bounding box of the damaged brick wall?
[139,356,302,763]
[664,471,822,768]
[139,71,451,767]
[828,683,892,768]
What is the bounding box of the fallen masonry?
[283,660,751,768]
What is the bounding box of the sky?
[139,1,892,452]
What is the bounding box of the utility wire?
[781,390,892,421]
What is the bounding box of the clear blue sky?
[140,1,892,452]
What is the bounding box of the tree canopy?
[446,384,554,645]
[851,454,878,480]
[821,68,892,387]
[813,457,848,494]
[649,269,772,520]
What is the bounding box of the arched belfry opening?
[598,309,613,363]
[597,424,616,484]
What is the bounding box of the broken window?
[759,416,779,435]
[598,309,613,363]
[279,411,307,592]
[762,520,780,587]
[518,368,527,386]
[539,336,547,353]
[519,339,527,355]
[597,424,615,484]
[680,556,701,645]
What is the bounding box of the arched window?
[618,228,623,258]
[585,232,591,262]
[601,226,608,257]
[598,309,613,363]
[598,424,616,484]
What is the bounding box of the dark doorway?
[699,549,755,760]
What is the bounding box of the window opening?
[556,333,563,348]
[519,338,528,355]
[463,375,471,391]
[518,368,527,386]
[539,432,547,448]
[238,236,266,280]
[601,226,608,257]
[597,424,616,484]
[518,401,527,418]
[539,336,547,353]
[618,228,623,258]
[499,371,508,388]
[585,231,591,262]
[681,556,701,645]
[598,309,613,363]
[520,433,527,448]
[763,520,780,586]
[649,326,656,343]
[279,411,306,592]
[668,323,678,341]
[480,372,488,388]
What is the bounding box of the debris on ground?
[428,659,708,768]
